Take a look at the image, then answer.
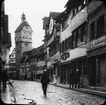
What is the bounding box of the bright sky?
[5,0,67,53]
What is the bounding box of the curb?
[50,83,106,98]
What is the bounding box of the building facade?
[55,0,89,86]
[15,13,33,79]
[42,12,61,82]
[0,1,12,76]
[42,0,106,88]
[9,48,16,79]
[36,44,46,80]
[87,0,106,86]
[20,50,31,80]
[19,43,46,81]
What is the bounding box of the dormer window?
[26,26,29,29]
[25,43,28,46]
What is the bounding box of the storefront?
[60,47,88,85]
[47,51,60,80]
[60,61,72,84]
[87,35,106,87]
[87,46,106,86]
[30,64,37,80]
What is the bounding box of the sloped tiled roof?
[49,12,60,20]
[42,17,49,29]
[15,21,30,33]
[56,11,66,23]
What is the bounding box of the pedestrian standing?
[25,75,27,80]
[1,69,14,90]
[1,70,9,90]
[69,70,72,88]
[75,69,80,88]
[52,73,57,84]
[41,70,49,97]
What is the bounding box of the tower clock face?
[23,26,32,34]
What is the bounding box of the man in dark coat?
[41,70,49,97]
[1,70,9,90]
[1,70,14,90]
[75,69,80,88]
[69,70,72,88]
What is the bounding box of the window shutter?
[104,13,106,33]
[70,36,73,49]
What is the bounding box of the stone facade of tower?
[15,13,33,79]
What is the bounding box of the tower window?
[25,43,28,46]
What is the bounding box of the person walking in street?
[41,70,49,97]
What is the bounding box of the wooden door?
[99,56,106,86]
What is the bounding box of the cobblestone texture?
[1,80,105,105]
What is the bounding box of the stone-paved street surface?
[1,80,105,105]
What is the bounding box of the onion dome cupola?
[21,12,26,22]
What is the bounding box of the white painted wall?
[61,7,88,42]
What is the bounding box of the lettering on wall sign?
[61,51,70,60]
[89,35,106,50]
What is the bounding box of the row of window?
[10,59,15,63]
[62,0,88,30]
[10,54,15,58]
[9,63,16,66]
[68,59,87,76]
[15,37,32,40]
[16,42,29,47]
[20,62,30,66]
[90,14,106,40]
[37,66,45,71]
[78,59,87,75]
[37,56,45,62]
[61,22,87,52]
[60,13,106,53]
[49,42,59,57]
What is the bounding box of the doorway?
[99,55,106,86]
[89,57,96,86]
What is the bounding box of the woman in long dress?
[53,74,57,84]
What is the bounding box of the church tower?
[15,13,33,78]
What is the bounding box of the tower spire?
[21,12,26,22]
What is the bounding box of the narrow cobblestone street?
[1,80,105,105]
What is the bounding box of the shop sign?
[61,51,70,60]
[89,35,106,50]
